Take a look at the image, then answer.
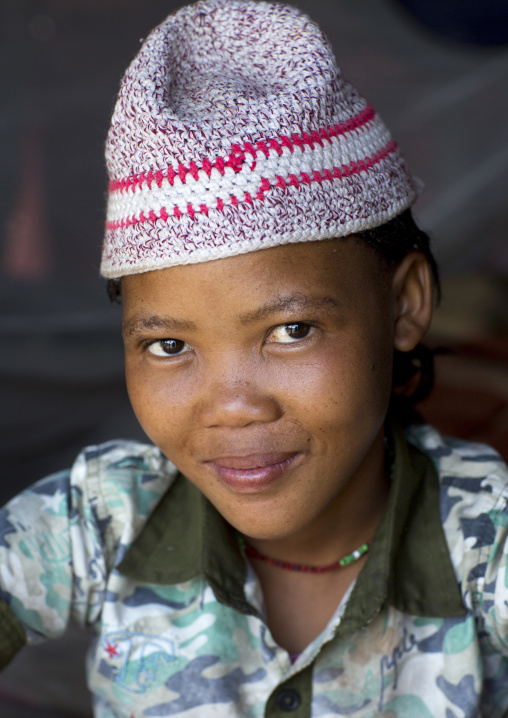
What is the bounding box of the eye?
[267,322,314,344]
[147,339,191,356]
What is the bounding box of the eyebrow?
[123,315,197,336]
[238,294,341,324]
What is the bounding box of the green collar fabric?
[118,421,465,631]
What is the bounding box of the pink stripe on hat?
[101,0,417,278]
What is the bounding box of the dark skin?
[121,239,433,654]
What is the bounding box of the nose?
[198,365,282,429]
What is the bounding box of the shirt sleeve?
[0,440,176,669]
[428,431,508,659]
[481,498,508,655]
[0,460,108,664]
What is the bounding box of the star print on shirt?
[105,641,120,658]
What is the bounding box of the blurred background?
[1,0,507,714]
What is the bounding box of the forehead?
[121,238,388,321]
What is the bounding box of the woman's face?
[122,239,421,543]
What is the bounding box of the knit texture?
[102,0,417,278]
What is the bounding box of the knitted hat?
[101,0,417,278]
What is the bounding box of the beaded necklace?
[236,534,371,574]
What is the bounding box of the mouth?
[204,451,304,492]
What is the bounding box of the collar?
[118,460,253,614]
[118,420,465,629]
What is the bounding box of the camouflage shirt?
[1,422,508,717]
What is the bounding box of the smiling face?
[122,238,431,550]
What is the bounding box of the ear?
[392,252,433,352]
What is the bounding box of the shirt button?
[275,688,301,711]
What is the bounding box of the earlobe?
[392,252,433,353]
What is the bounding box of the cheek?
[125,361,194,451]
[288,337,392,431]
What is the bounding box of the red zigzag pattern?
[106,137,398,231]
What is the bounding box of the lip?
[204,451,304,493]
